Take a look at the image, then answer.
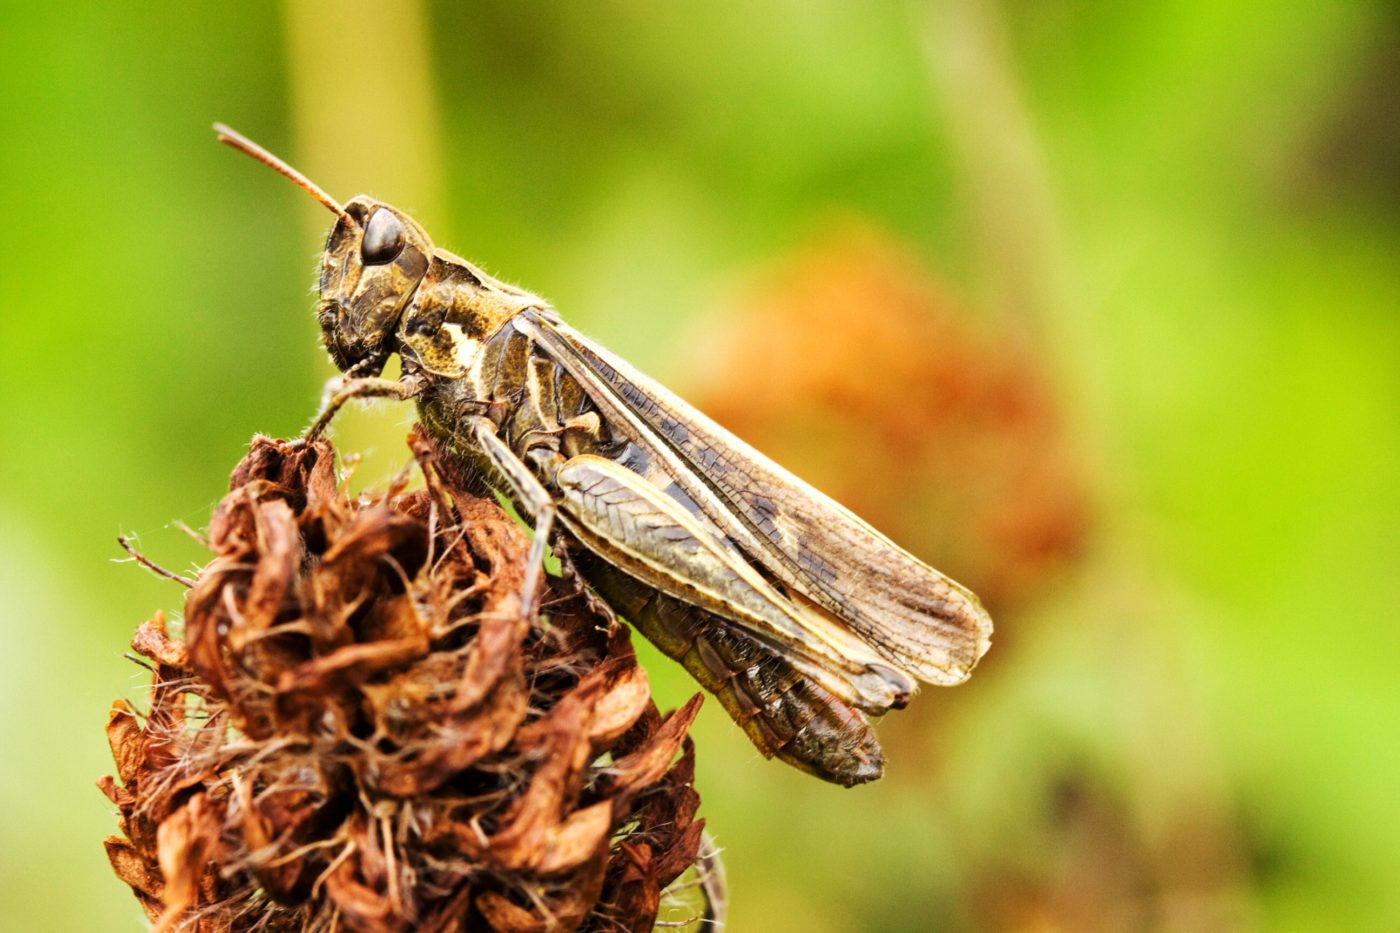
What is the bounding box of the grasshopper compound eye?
[361,208,406,265]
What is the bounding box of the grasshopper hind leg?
[569,548,884,787]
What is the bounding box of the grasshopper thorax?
[318,197,434,375]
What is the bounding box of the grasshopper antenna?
[213,123,354,226]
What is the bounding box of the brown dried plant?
[101,430,719,932]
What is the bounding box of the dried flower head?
[101,430,720,932]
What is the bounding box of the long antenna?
[213,123,354,226]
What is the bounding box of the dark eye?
[361,208,406,265]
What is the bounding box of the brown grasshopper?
[215,124,992,786]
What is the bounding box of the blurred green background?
[1,1,1396,930]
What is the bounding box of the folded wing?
[520,309,992,688]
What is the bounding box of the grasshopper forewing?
[216,124,993,786]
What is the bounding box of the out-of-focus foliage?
[0,1,1395,930]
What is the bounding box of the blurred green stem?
[918,0,1068,344]
[281,0,445,216]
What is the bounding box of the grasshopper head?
[317,197,432,375]
[213,125,433,376]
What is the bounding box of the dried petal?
[153,794,218,933]
[105,700,144,786]
[600,695,703,797]
[537,801,614,875]
[131,613,187,668]
[105,835,163,903]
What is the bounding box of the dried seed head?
[101,429,718,932]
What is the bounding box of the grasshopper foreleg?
[305,375,422,442]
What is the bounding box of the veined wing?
[518,309,992,687]
[551,452,913,713]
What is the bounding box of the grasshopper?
[215,125,992,786]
